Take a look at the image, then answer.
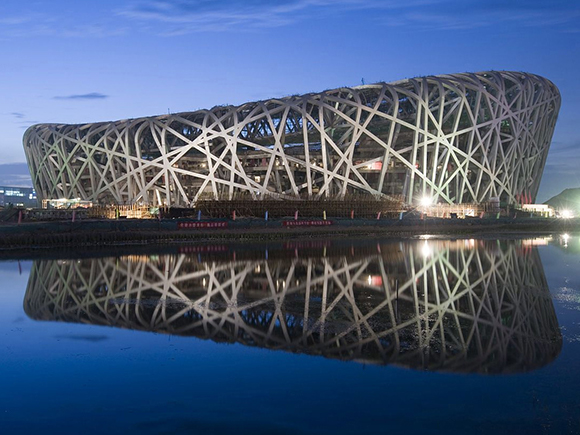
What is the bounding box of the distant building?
[522,203,555,218]
[23,71,560,207]
[0,186,37,208]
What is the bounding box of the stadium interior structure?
[23,71,560,209]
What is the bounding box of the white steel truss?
[23,71,560,207]
[24,240,561,373]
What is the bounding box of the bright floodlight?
[421,241,432,258]
[561,209,573,219]
[420,196,432,207]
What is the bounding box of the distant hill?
[0,163,32,187]
[545,188,580,212]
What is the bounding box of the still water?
[1,236,579,434]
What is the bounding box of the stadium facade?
[23,71,560,207]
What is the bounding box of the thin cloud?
[10,112,25,119]
[0,163,33,187]
[547,141,580,155]
[53,92,109,100]
[117,0,440,34]
[0,15,36,26]
[544,156,580,173]
[383,2,580,32]
[2,0,578,38]
[115,0,580,35]
[0,10,125,38]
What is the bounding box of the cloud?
[8,112,38,129]
[3,0,576,38]
[381,1,580,32]
[549,141,580,157]
[0,9,126,39]
[116,0,439,34]
[0,14,37,26]
[0,163,33,187]
[53,92,109,100]
[114,0,580,36]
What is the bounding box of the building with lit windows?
[23,71,560,207]
[0,186,37,208]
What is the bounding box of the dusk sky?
[1,0,579,201]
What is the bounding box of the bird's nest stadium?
[23,71,560,209]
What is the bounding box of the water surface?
[1,236,579,434]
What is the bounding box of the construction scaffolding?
[87,204,154,219]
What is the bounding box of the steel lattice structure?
[23,71,560,207]
[24,240,561,373]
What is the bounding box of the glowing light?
[561,210,573,219]
[420,196,432,207]
[421,241,432,258]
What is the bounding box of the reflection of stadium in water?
[24,239,561,374]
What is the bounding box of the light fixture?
[421,241,432,258]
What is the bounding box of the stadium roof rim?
[24,70,558,132]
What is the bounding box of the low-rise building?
[0,186,37,208]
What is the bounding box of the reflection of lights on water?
[522,237,552,246]
[366,275,383,286]
[421,241,432,258]
[561,233,570,248]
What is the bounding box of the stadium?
[23,71,560,209]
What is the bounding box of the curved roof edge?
[24,70,560,134]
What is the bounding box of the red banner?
[283,241,332,249]
[283,220,332,227]
[178,222,228,229]
[178,245,228,253]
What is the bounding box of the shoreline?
[0,217,577,260]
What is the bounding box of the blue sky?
[1,0,579,201]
